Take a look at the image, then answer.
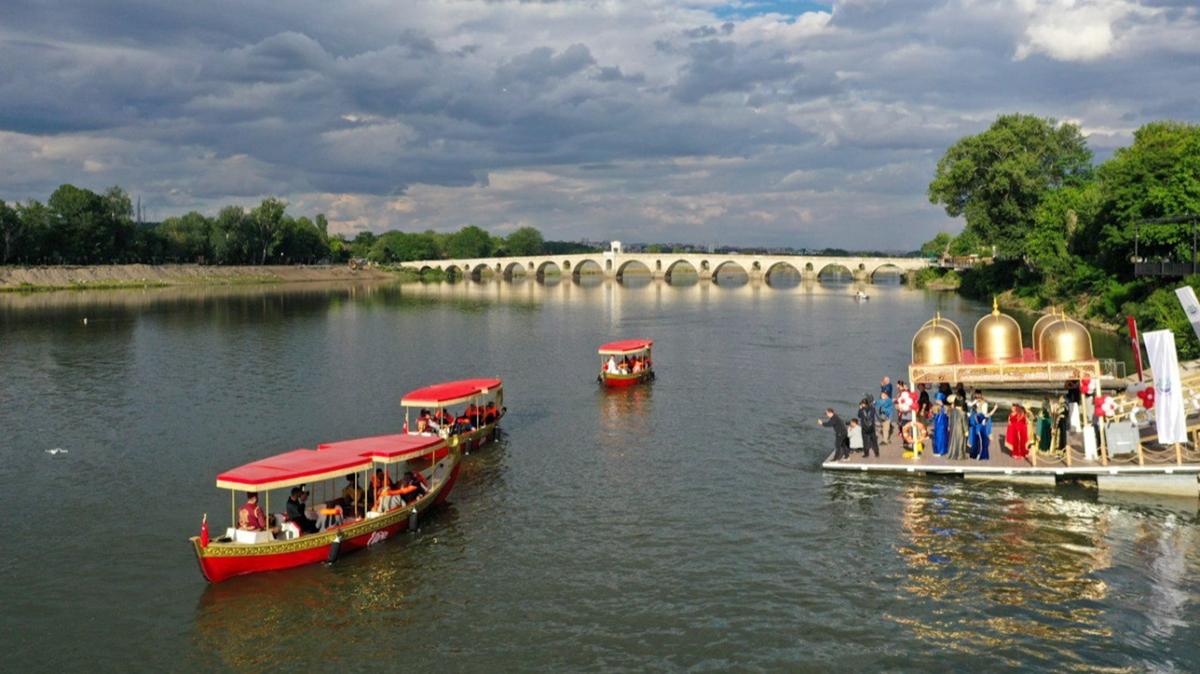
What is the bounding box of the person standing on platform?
[880,376,894,401]
[1005,404,1030,459]
[969,393,994,460]
[947,395,968,460]
[819,408,849,461]
[847,419,863,457]
[858,396,879,457]
[931,402,950,456]
[875,391,895,445]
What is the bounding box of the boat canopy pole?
[230,490,235,531]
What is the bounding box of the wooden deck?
[822,423,1200,479]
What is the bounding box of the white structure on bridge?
[407,241,930,283]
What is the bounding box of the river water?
[1,275,1197,672]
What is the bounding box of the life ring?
[901,420,927,444]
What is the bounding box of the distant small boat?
[854,291,870,301]
[598,339,654,388]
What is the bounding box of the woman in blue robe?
[968,397,993,460]
[931,403,950,456]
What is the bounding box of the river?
[1,275,1197,671]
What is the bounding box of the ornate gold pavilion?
[908,301,1101,387]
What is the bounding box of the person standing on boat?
[238,492,266,531]
[819,408,850,461]
[875,391,895,445]
[857,396,879,457]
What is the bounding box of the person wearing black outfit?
[857,397,879,458]
[819,408,849,461]
[286,487,319,534]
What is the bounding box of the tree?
[445,225,494,258]
[505,227,544,255]
[920,232,953,258]
[928,114,1092,259]
[211,206,255,264]
[0,200,23,264]
[368,231,439,263]
[159,211,213,262]
[251,197,288,264]
[1093,121,1200,273]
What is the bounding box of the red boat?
[190,434,459,583]
[598,339,654,387]
[401,378,505,452]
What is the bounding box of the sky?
[0,0,1197,248]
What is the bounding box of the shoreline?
[0,264,396,292]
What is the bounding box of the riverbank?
[0,264,396,291]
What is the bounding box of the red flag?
[200,513,209,548]
[1126,316,1144,382]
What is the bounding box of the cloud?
[0,0,1197,248]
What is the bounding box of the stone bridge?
[406,242,930,284]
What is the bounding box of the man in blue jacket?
[875,391,895,444]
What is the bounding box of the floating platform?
[822,425,1200,498]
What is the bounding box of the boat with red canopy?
[190,433,460,583]
[401,378,505,452]
[598,339,654,387]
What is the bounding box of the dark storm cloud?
[0,0,1197,248]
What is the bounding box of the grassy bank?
[0,264,396,292]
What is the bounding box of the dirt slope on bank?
[0,264,394,289]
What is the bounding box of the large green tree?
[445,225,494,258]
[0,200,22,264]
[251,197,288,264]
[505,226,544,255]
[919,232,952,258]
[928,114,1092,259]
[1093,121,1200,273]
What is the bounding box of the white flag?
[1175,286,1200,343]
[1143,330,1188,444]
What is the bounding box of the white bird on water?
[46,448,68,455]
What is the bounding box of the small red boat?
[401,378,505,452]
[190,434,459,583]
[598,339,654,387]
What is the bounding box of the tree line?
[921,115,1200,355]
[0,184,590,266]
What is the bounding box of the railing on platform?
[1100,359,1127,380]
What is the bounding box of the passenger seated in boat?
[437,409,454,426]
[484,401,498,423]
[369,468,395,511]
[606,356,619,374]
[464,403,480,425]
[286,487,319,534]
[401,471,428,503]
[238,492,267,531]
[340,475,365,513]
[632,359,642,373]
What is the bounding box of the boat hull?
[601,371,652,388]
[192,458,462,583]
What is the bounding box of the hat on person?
[947,394,957,404]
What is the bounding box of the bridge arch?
[616,259,652,282]
[804,262,814,272]
[870,263,905,283]
[572,259,603,281]
[712,260,749,286]
[665,259,698,282]
[503,261,527,280]
[765,261,802,285]
[816,262,853,282]
[536,260,561,281]
[445,264,464,282]
[712,260,748,276]
[471,263,494,281]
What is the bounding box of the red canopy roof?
[318,434,445,464]
[401,378,503,407]
[598,339,653,355]
[217,448,373,491]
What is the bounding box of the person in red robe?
[238,492,267,531]
[1006,405,1030,459]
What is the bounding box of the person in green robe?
[1036,400,1053,452]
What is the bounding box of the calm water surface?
[1,276,1196,672]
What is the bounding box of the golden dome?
[920,313,962,347]
[912,316,962,366]
[1039,317,1093,363]
[973,298,1023,363]
[1031,310,1061,356]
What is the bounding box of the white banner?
[1143,330,1188,444]
[1175,286,1200,343]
